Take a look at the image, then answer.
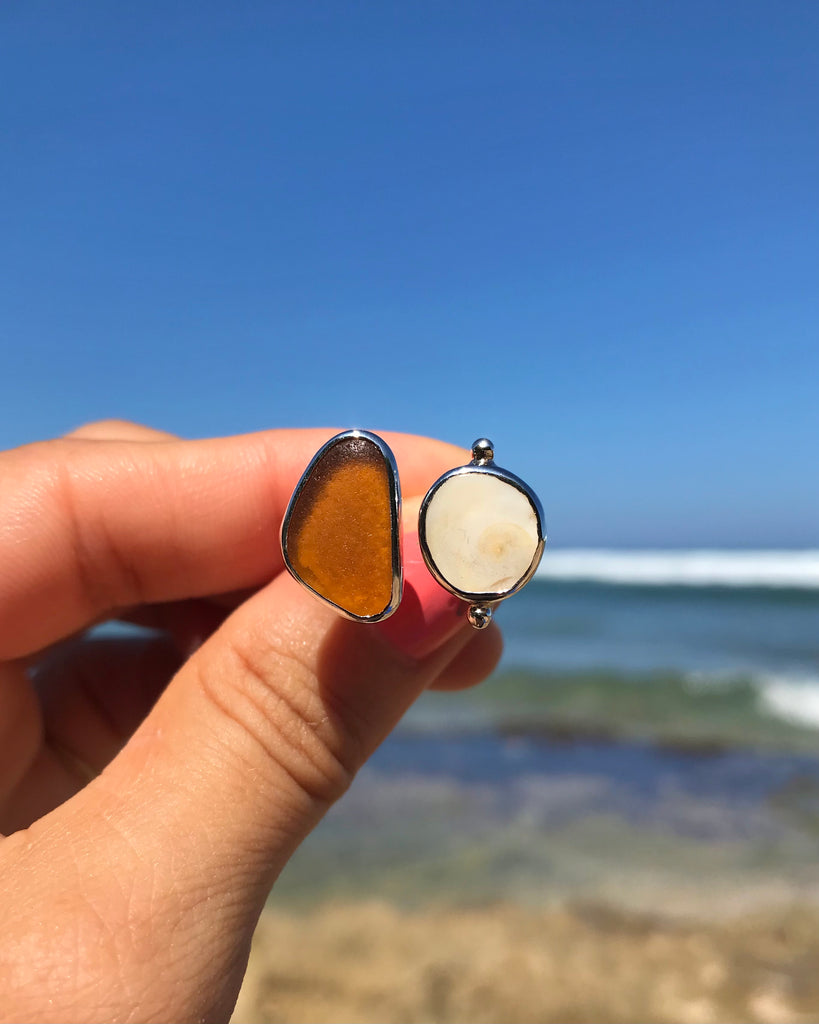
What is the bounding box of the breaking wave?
[537,550,819,588]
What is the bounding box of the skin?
[0,422,502,1023]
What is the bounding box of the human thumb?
[2,541,499,1023]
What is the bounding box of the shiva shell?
[420,468,544,600]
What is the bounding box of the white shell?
[423,472,540,596]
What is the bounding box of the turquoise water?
[503,578,819,689]
[437,578,819,752]
[277,571,819,913]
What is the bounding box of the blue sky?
[2,2,817,547]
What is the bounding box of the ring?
[281,430,402,622]
[282,432,545,629]
[418,439,545,628]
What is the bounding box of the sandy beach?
[232,899,819,1024]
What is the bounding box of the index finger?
[0,428,467,659]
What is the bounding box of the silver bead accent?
[467,603,494,629]
[470,438,494,464]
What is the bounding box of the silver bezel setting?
[281,429,403,623]
[418,440,546,610]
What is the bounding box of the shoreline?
[270,728,819,920]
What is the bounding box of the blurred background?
[3,3,819,1022]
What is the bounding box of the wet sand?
[232,899,819,1024]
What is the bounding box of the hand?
[0,421,501,1023]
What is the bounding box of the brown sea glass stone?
[282,433,400,620]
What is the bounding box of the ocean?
[277,551,819,917]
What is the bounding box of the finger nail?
[377,531,466,658]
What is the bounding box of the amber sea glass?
[282,432,401,620]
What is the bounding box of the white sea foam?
[757,674,819,730]
[536,550,819,588]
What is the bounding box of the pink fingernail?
[377,531,466,658]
